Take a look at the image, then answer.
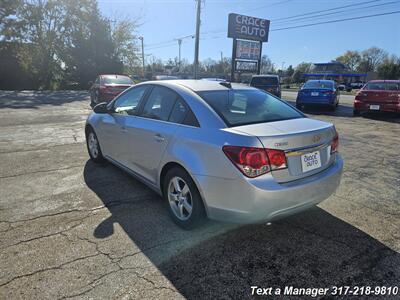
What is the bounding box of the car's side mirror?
[93,102,110,114]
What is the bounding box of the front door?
[98,85,149,162]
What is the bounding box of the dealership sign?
[228,13,270,42]
[236,39,261,60]
[235,60,258,72]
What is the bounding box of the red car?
[89,74,134,106]
[353,80,400,116]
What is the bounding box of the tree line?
[0,0,139,90]
[335,47,400,79]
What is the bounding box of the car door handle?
[154,134,165,142]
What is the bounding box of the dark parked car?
[350,81,365,89]
[353,80,400,116]
[250,75,281,98]
[296,80,339,111]
[89,74,134,106]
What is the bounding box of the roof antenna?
[219,81,232,89]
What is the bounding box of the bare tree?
[358,47,388,72]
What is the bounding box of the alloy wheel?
[168,176,193,221]
[88,132,99,158]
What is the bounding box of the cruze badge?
[274,141,288,147]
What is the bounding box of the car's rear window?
[303,81,333,89]
[251,77,279,86]
[102,76,133,85]
[198,89,304,127]
[365,82,400,91]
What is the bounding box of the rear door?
[122,85,187,184]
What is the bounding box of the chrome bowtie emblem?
[312,135,321,143]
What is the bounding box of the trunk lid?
[357,90,400,104]
[104,84,133,94]
[231,118,336,182]
[299,88,333,96]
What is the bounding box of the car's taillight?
[222,146,287,178]
[331,132,339,154]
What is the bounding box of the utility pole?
[178,39,182,72]
[139,36,145,77]
[281,61,285,71]
[220,51,223,62]
[175,35,194,73]
[193,0,201,79]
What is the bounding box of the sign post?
[227,13,270,82]
[230,38,237,84]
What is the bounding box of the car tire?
[353,109,360,117]
[163,167,206,229]
[86,127,105,163]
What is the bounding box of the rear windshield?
[365,82,400,91]
[102,76,133,85]
[303,81,333,89]
[251,77,279,86]
[198,89,304,127]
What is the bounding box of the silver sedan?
[85,80,343,229]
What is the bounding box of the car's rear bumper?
[194,154,343,224]
[99,93,118,102]
[354,101,400,113]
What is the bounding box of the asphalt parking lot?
[0,90,399,299]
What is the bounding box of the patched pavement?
[0,90,399,299]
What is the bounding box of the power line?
[243,0,294,13]
[271,10,400,31]
[145,42,179,51]
[141,3,400,52]
[273,0,399,25]
[192,0,390,36]
[198,9,400,40]
[272,0,382,21]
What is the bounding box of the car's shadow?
[84,160,400,299]
[285,99,400,123]
[0,90,89,109]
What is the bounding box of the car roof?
[251,74,279,78]
[100,74,130,78]
[306,79,334,83]
[368,80,400,83]
[140,79,255,92]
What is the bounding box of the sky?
[98,0,400,68]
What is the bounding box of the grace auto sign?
[228,13,270,42]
